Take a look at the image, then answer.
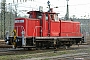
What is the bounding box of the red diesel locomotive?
[5,8,84,49]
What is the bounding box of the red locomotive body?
[5,9,84,49]
[15,17,82,37]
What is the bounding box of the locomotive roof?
[27,11,42,14]
[27,10,59,14]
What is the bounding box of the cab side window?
[37,12,42,19]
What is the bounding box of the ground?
[0,40,90,60]
[0,44,90,60]
[23,45,90,60]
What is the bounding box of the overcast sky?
[5,0,90,18]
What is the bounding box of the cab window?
[37,12,42,19]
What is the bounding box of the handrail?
[32,26,42,44]
[6,26,25,36]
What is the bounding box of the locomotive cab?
[27,11,42,19]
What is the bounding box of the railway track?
[23,45,90,60]
[0,44,90,60]
[0,39,89,57]
[0,44,89,56]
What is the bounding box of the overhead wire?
[4,1,90,18]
